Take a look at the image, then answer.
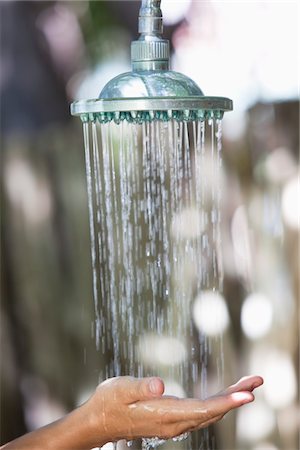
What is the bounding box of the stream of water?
[83,118,224,450]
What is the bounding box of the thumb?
[125,377,165,403]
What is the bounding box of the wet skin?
[1,375,263,450]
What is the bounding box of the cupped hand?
[1,375,263,450]
[85,375,263,445]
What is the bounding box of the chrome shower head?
[71,0,233,123]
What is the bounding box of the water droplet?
[172,432,189,442]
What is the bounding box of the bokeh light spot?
[241,293,273,340]
[193,291,229,336]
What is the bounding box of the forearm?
[1,402,107,450]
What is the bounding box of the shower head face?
[71,96,232,124]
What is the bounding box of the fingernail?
[253,380,263,389]
[243,397,254,405]
[232,392,254,403]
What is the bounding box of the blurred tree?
[0,1,97,443]
[0,2,70,135]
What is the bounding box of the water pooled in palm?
[83,118,224,449]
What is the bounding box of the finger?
[202,391,254,420]
[99,376,165,404]
[123,377,165,403]
[222,375,263,395]
[188,391,254,420]
[132,390,254,424]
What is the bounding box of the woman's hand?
[85,374,264,445]
[1,375,263,450]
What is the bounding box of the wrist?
[80,395,111,449]
[67,401,107,450]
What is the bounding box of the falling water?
[83,118,224,449]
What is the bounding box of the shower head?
[71,0,232,123]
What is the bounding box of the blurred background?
[0,1,299,449]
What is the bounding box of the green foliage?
[80,1,124,64]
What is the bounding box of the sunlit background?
[1,1,299,449]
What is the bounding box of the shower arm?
[138,0,163,37]
[131,0,170,71]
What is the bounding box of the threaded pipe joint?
[132,0,169,71]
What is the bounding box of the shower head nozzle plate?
[71,96,233,124]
